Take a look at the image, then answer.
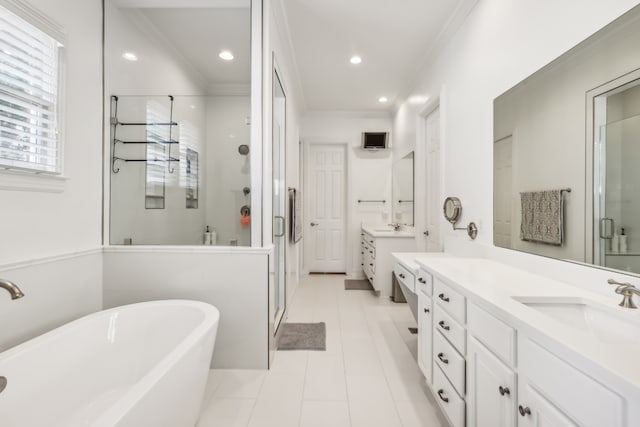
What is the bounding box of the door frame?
[416,89,446,252]
[302,141,349,275]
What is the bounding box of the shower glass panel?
[109,95,252,246]
[272,69,287,332]
[594,79,640,273]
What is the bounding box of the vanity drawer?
[363,241,375,259]
[363,233,375,246]
[433,364,465,427]
[434,278,466,324]
[416,269,433,295]
[467,302,516,366]
[434,330,465,396]
[394,263,415,293]
[434,304,466,355]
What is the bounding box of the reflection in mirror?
[392,151,414,226]
[493,4,640,275]
[105,1,252,246]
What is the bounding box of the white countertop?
[362,225,414,238]
[392,252,453,273]
[414,255,640,394]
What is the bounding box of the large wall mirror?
[392,151,414,226]
[493,4,640,275]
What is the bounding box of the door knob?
[310,222,318,227]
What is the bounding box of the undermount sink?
[513,296,640,345]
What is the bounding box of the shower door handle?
[274,216,285,237]
[600,218,614,239]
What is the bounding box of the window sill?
[0,169,68,193]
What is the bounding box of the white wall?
[0,0,103,350]
[103,247,269,368]
[301,113,395,277]
[393,0,640,289]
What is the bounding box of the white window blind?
[0,5,62,174]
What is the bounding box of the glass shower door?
[272,70,287,332]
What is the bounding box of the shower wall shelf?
[110,95,179,174]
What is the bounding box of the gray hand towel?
[520,189,565,246]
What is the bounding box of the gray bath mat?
[277,322,326,351]
[345,278,374,291]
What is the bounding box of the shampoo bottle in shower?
[210,227,217,246]
[620,228,628,253]
[204,225,212,245]
[611,229,620,253]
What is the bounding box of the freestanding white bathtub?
[0,300,219,427]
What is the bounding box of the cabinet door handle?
[438,320,450,331]
[438,293,450,302]
[437,352,449,364]
[499,386,510,396]
[518,405,531,416]
[399,273,405,279]
[369,251,373,254]
[418,277,426,284]
[423,308,430,314]
[361,252,364,255]
[437,389,449,403]
[369,263,374,266]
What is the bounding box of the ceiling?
[138,7,251,87]
[282,0,464,111]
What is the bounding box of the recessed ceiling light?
[219,50,234,61]
[378,96,388,103]
[350,55,362,65]
[408,95,429,105]
[122,52,138,61]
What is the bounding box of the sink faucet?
[608,279,640,309]
[388,223,401,231]
[0,279,24,300]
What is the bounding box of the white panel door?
[467,337,516,427]
[494,136,513,247]
[308,144,346,273]
[425,107,442,251]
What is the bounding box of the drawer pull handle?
[399,273,405,279]
[370,240,374,244]
[370,251,373,254]
[438,293,450,302]
[438,320,450,331]
[418,277,426,284]
[437,352,449,364]
[437,389,449,403]
[369,263,374,266]
[423,308,430,314]
[361,252,364,255]
[518,405,531,417]
[499,386,510,396]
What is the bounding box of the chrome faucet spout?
[0,279,24,300]
[608,279,640,309]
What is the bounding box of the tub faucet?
[0,279,24,300]
[608,279,640,309]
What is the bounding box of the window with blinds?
[0,5,63,174]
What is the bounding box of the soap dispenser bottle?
[620,227,628,253]
[611,228,620,253]
[204,225,212,245]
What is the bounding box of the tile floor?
[197,274,447,427]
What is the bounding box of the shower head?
[238,144,250,155]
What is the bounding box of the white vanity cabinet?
[410,257,636,427]
[466,337,516,427]
[361,227,415,296]
[416,268,433,383]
